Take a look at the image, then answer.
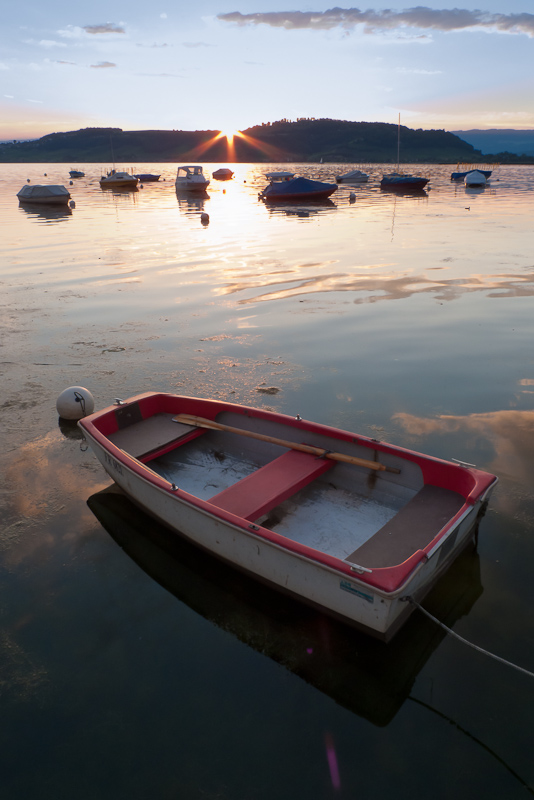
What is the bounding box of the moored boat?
[464,170,487,187]
[99,170,138,189]
[336,169,369,184]
[17,184,71,205]
[212,168,234,180]
[133,173,161,182]
[451,165,493,181]
[175,165,210,191]
[380,173,429,191]
[69,170,85,178]
[78,391,497,641]
[260,175,337,202]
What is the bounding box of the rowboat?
[78,392,497,640]
[88,484,484,724]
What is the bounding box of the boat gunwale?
[78,392,497,595]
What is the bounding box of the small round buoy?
[69,200,75,208]
[56,386,95,420]
[140,183,144,189]
[69,180,73,185]
[200,212,210,226]
[44,173,47,176]
[349,192,356,203]
[27,178,30,183]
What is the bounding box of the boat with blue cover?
[260,174,337,202]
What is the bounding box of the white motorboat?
[175,165,210,192]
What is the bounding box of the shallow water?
[1,162,534,798]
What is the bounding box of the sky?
[1,0,534,140]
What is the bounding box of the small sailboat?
[381,116,429,191]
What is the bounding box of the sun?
[220,128,240,145]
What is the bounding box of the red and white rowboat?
[78,392,497,640]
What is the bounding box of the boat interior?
[104,407,467,569]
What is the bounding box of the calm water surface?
[1,163,533,798]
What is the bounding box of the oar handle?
[173,414,400,474]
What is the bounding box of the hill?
[453,129,534,158]
[2,119,533,164]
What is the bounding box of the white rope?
[404,596,534,679]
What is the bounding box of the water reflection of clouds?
[216,266,534,305]
[394,409,534,497]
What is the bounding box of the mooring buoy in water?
[201,212,210,226]
[56,386,95,420]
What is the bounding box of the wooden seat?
[209,448,334,521]
[107,414,200,460]
[346,484,465,568]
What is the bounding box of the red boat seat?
[209,448,334,521]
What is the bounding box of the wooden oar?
[173,413,400,474]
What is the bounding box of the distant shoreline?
[3,119,532,165]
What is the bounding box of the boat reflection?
[18,202,73,222]
[380,186,428,198]
[87,485,484,727]
[175,190,209,212]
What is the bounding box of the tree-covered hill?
[2,118,531,164]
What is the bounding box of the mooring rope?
[403,596,534,679]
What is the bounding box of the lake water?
[1,162,534,798]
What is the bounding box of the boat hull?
[79,393,497,640]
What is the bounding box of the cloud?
[396,67,443,74]
[90,61,117,68]
[83,23,126,35]
[34,39,67,48]
[218,8,534,37]
[182,41,214,48]
[135,72,183,78]
[160,13,168,19]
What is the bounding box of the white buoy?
[56,386,95,420]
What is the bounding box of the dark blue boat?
[260,176,337,202]
[133,173,161,182]
[380,173,429,191]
